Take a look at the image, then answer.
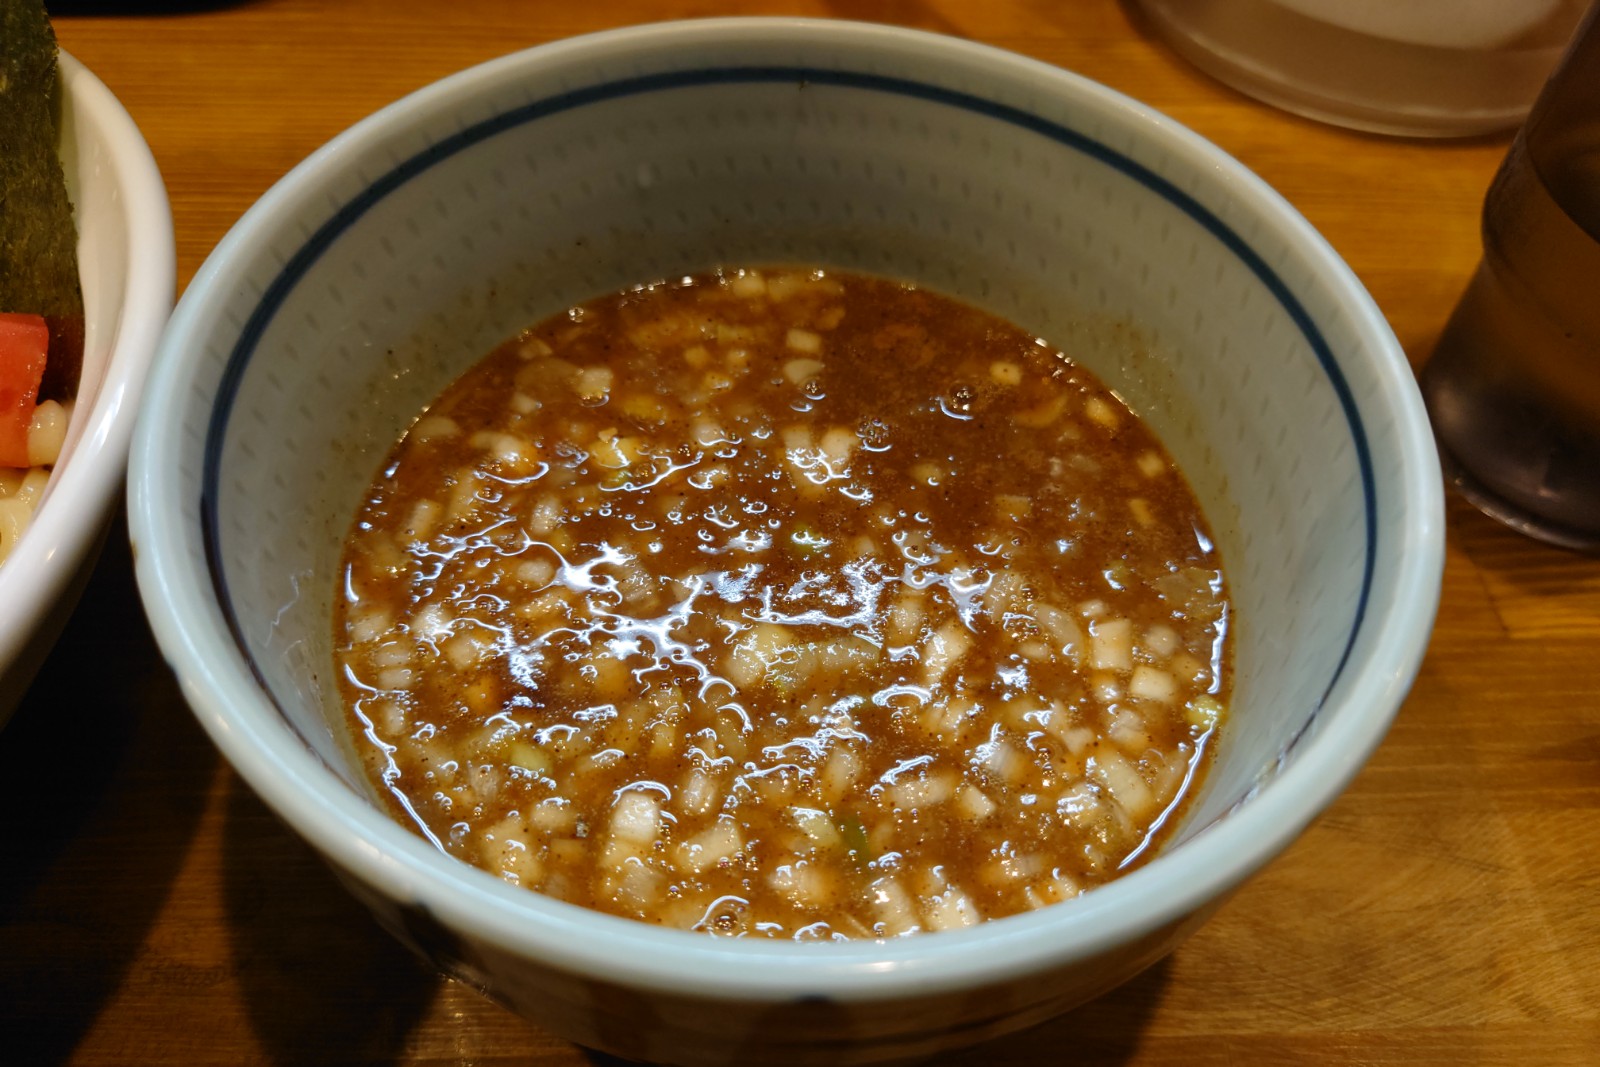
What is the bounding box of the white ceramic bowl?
[0,53,175,724]
[129,19,1442,1066]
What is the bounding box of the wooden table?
[6,1,1597,1063]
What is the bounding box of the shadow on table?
[222,776,436,1066]
[0,520,217,1064]
[581,957,1170,1067]
[1444,490,1600,576]
[942,960,1169,1066]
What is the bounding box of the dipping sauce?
[334,268,1229,939]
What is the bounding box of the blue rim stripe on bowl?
[201,64,1378,775]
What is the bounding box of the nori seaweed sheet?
[1,0,84,400]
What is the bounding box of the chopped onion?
[1033,603,1085,663]
[401,499,442,542]
[955,784,996,820]
[677,816,744,873]
[792,807,843,849]
[867,876,921,936]
[680,768,719,817]
[1144,624,1181,659]
[729,270,768,298]
[1089,749,1155,818]
[610,791,662,846]
[411,414,460,441]
[922,621,972,684]
[923,886,982,930]
[771,860,833,905]
[1089,617,1133,671]
[1084,396,1120,431]
[785,329,823,355]
[573,366,614,402]
[1129,666,1178,703]
[989,360,1023,386]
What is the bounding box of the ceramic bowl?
[0,53,175,725]
[129,18,1442,1065]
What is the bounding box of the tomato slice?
[0,313,50,468]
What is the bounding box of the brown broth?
[334,267,1229,939]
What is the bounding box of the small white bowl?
[0,53,175,723]
[130,18,1442,1065]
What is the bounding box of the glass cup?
[1135,0,1589,137]
[1420,4,1600,549]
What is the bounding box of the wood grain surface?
[5,1,1598,1064]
